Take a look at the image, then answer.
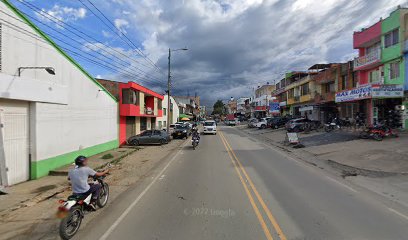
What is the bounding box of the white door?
[0,100,30,185]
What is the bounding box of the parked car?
[127,130,170,146]
[256,117,272,129]
[285,118,320,132]
[172,124,191,139]
[248,118,259,128]
[226,119,237,126]
[267,117,289,129]
[203,120,217,134]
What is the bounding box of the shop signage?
[371,84,403,98]
[269,102,280,113]
[279,101,287,107]
[299,106,314,112]
[335,85,372,103]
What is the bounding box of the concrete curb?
[236,126,408,176]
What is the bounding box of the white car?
[203,120,217,134]
[256,117,271,129]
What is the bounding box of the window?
[368,70,380,83]
[122,89,139,105]
[158,99,162,109]
[384,28,399,48]
[352,72,358,87]
[324,83,335,93]
[389,62,400,79]
[341,75,348,90]
[163,108,167,116]
[301,83,309,96]
[288,89,294,98]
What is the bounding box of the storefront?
[336,84,404,126]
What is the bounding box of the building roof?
[2,0,117,102]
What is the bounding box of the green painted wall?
[30,140,119,179]
[383,59,405,85]
[382,9,401,63]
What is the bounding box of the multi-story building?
[337,7,406,126]
[253,84,275,118]
[156,94,179,130]
[98,80,164,145]
[173,96,199,121]
[0,1,118,185]
[283,71,318,119]
[310,63,339,122]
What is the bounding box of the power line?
[0,17,166,88]
[78,0,164,75]
[0,10,165,86]
[15,0,165,80]
[84,0,163,73]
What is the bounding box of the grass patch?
[101,153,114,159]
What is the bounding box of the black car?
[172,125,191,139]
[127,130,171,146]
[267,117,289,129]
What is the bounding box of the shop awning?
[179,113,193,119]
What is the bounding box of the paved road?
[76,126,408,240]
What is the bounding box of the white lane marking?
[388,207,408,221]
[99,141,188,240]
[325,176,357,193]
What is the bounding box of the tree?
[212,100,225,115]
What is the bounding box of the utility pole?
[166,47,188,133]
[167,48,171,133]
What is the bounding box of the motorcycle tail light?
[58,206,68,212]
[78,200,84,205]
[58,199,65,204]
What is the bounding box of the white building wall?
[157,95,179,128]
[0,2,118,179]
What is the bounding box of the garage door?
[0,100,29,185]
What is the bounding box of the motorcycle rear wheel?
[373,133,383,141]
[59,206,82,240]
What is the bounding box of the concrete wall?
[0,2,118,178]
[157,95,179,128]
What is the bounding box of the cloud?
[114,18,129,33]
[36,4,87,26]
[92,0,407,106]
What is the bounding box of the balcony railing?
[144,107,153,115]
[354,49,381,69]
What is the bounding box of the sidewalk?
[0,147,138,215]
[240,126,408,174]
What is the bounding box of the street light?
[167,47,188,133]
[18,67,55,76]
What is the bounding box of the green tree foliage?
[212,100,225,115]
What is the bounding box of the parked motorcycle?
[192,135,200,150]
[57,175,109,239]
[324,118,341,132]
[359,124,398,141]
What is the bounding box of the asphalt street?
[76,126,408,240]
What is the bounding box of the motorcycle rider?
[192,125,200,145]
[68,156,109,210]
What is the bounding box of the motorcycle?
[359,124,398,141]
[192,135,200,150]
[57,175,109,240]
[324,118,341,132]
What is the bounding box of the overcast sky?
[13,0,406,106]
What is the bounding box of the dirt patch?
[30,185,57,194]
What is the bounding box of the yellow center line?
[219,131,287,240]
[218,131,274,240]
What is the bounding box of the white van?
[203,120,217,135]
